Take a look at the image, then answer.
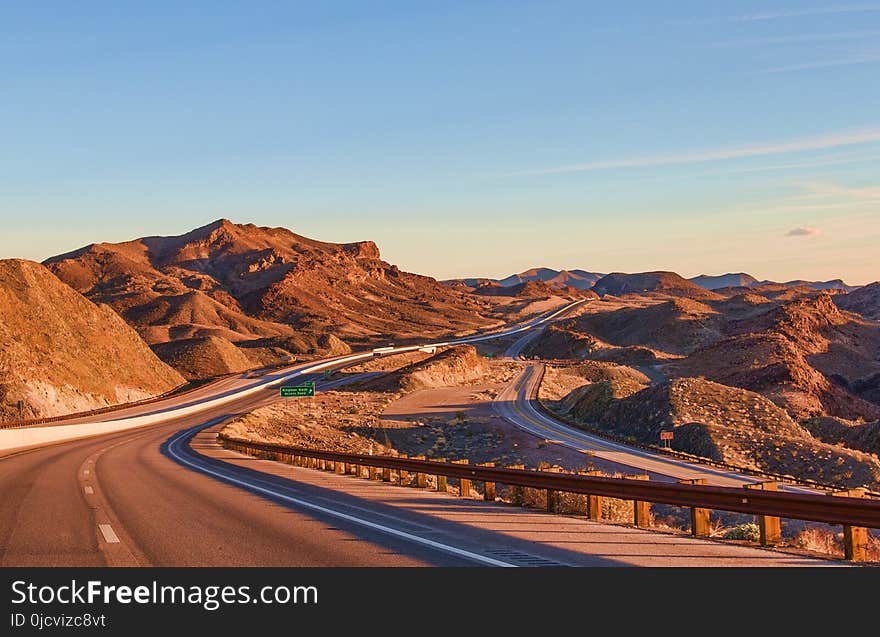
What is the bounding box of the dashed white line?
[83,486,94,495]
[98,524,120,543]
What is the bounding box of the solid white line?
[98,524,120,543]
[166,429,517,567]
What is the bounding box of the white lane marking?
[83,469,90,475]
[166,428,517,567]
[83,486,94,495]
[99,524,120,543]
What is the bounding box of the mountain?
[0,259,185,420]
[834,282,880,320]
[498,268,603,290]
[689,273,758,290]
[592,271,721,300]
[45,220,498,371]
[753,278,854,292]
[445,267,603,291]
[471,279,597,299]
[667,293,880,421]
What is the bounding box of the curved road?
[0,300,827,566]
[494,316,818,493]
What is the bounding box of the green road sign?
[280,381,315,398]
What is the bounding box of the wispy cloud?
[786,226,821,237]
[513,128,880,176]
[805,181,880,199]
[760,53,880,73]
[732,5,880,22]
[718,29,880,46]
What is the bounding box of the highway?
[0,300,829,566]
[494,318,819,493]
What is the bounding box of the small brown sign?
[660,431,674,441]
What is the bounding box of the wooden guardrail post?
[744,481,781,546]
[679,478,710,537]
[626,474,651,528]
[480,462,496,501]
[507,464,525,505]
[398,454,409,485]
[545,467,562,513]
[382,464,392,482]
[454,459,471,497]
[579,470,604,520]
[411,455,427,488]
[435,458,448,492]
[368,464,378,480]
[833,488,868,562]
[336,460,345,475]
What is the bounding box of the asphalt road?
[0,301,828,566]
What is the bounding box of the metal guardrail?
[219,434,879,561]
[531,365,880,497]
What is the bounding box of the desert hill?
[666,293,880,421]
[835,282,880,320]
[499,268,602,290]
[45,220,499,371]
[445,267,603,291]
[0,259,184,420]
[151,336,257,381]
[689,273,758,290]
[557,376,880,488]
[592,271,721,300]
[361,345,488,393]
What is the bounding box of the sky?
[1,1,878,284]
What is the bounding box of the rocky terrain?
[0,259,184,420]
[151,336,259,381]
[45,219,504,374]
[360,345,491,393]
[835,282,880,320]
[528,285,880,419]
[546,374,880,489]
[221,346,519,464]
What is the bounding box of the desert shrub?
[723,523,760,542]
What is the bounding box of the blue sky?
[1,2,878,283]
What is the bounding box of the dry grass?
[792,528,844,558]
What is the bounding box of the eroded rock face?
[0,259,185,420]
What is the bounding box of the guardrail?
[219,434,880,562]
[531,365,880,497]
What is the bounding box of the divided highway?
[0,300,831,566]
